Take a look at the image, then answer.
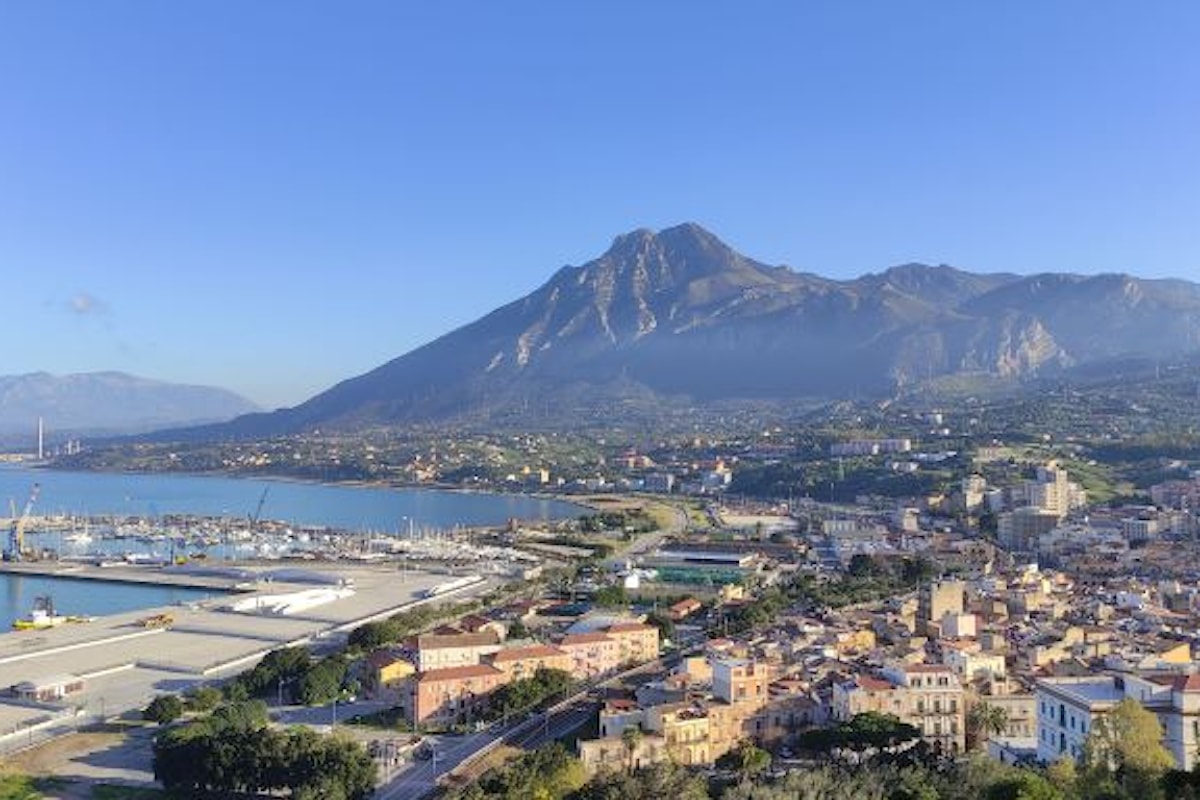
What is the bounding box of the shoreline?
[7,461,589,513]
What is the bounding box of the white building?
[1036,673,1200,769]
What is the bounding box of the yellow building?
[605,622,660,665]
[832,664,965,753]
[487,643,571,681]
[364,650,415,695]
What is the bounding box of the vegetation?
[796,712,922,758]
[484,667,574,722]
[578,510,658,535]
[183,685,223,714]
[0,774,46,800]
[787,556,935,609]
[294,654,352,706]
[153,700,374,799]
[644,610,676,643]
[346,597,483,651]
[592,585,629,609]
[143,694,185,725]
[449,743,586,800]
[714,741,771,777]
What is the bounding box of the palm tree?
[622,725,644,774]
[967,701,1009,750]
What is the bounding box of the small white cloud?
[68,292,109,316]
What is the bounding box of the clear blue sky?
[2,2,1197,408]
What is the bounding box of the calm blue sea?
[0,466,582,532]
[0,466,584,626]
[1,573,216,626]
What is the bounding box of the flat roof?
[1038,678,1123,707]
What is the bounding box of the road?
[375,729,499,800]
[376,637,704,799]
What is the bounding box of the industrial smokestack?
[37,417,43,460]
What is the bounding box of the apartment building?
[833,664,965,753]
[412,630,502,672]
[486,643,570,681]
[559,632,622,678]
[606,623,661,665]
[406,664,507,725]
[1036,673,1200,769]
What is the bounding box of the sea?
[0,465,584,626]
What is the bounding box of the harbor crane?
[5,483,41,561]
[249,487,270,527]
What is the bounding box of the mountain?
[0,372,260,436]
[165,223,1200,437]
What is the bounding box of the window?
[951,699,958,713]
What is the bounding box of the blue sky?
[2,2,1197,408]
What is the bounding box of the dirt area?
[3,726,158,799]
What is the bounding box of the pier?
[0,562,492,753]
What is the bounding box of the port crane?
[5,483,41,561]
[249,487,270,527]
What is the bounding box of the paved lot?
[0,564,473,750]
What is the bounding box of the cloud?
[67,292,109,316]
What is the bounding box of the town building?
[412,630,502,672]
[605,622,661,665]
[559,632,622,678]
[1036,673,1200,770]
[486,643,570,681]
[405,664,507,726]
[833,664,965,753]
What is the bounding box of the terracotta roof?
[414,631,501,650]
[905,664,953,673]
[490,644,566,663]
[459,614,496,631]
[364,650,407,669]
[560,632,614,646]
[416,664,504,683]
[607,623,655,634]
[1153,674,1200,692]
[855,676,895,692]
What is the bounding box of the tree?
[644,611,675,644]
[1082,697,1174,799]
[184,685,223,713]
[717,741,770,776]
[848,553,881,577]
[984,772,1064,800]
[143,694,184,724]
[593,585,629,609]
[507,618,530,640]
[968,701,1010,750]
[295,656,349,706]
[571,762,707,800]
[153,716,374,799]
[621,725,643,774]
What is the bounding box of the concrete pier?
[0,562,491,751]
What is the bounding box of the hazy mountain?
[163,223,1200,437]
[0,371,260,436]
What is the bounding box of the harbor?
[0,560,492,753]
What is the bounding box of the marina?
[0,561,493,752]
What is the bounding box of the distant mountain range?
[164,223,1200,437]
[0,371,259,437]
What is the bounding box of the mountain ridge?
[149,223,1200,438]
[0,371,260,437]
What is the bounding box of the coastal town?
[7,412,1200,799]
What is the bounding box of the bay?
[0,466,583,533]
[0,466,585,626]
[2,574,216,627]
